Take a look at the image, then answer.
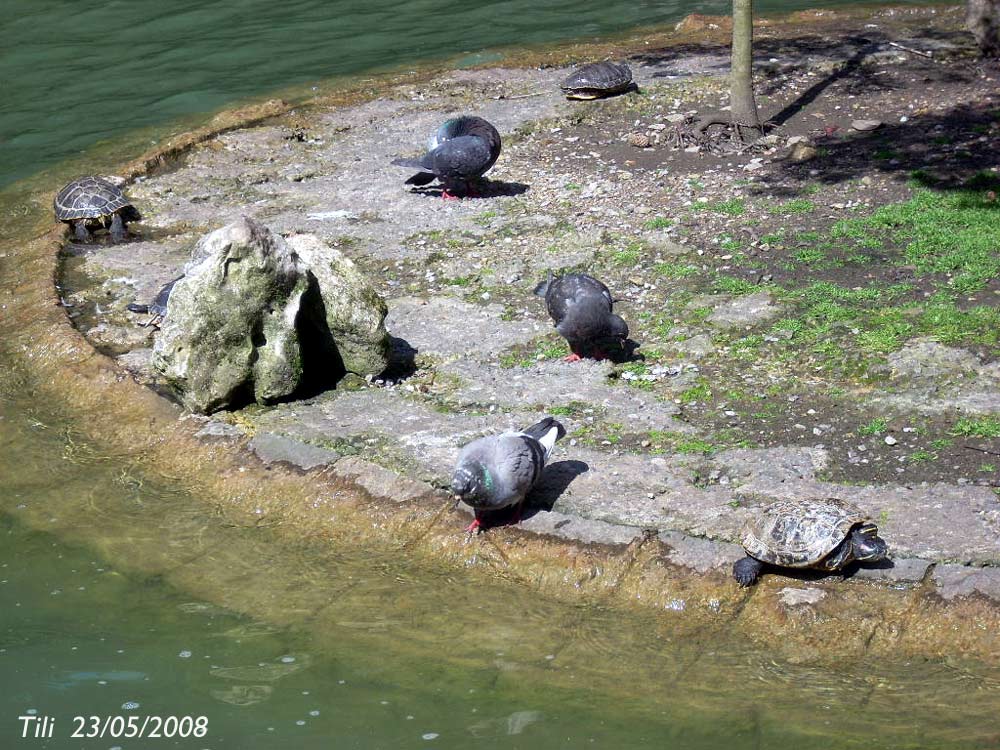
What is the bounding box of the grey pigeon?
[126,275,182,327]
[392,115,501,198]
[533,273,629,361]
[451,416,566,532]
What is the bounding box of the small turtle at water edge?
[560,62,634,100]
[54,176,141,242]
[733,497,889,586]
[126,276,182,327]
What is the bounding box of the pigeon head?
[558,304,629,347]
[605,313,629,341]
[451,462,494,507]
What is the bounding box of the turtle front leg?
[73,220,90,242]
[109,213,127,243]
[733,556,764,587]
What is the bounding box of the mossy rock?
[289,233,390,377]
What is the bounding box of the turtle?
[126,276,182,327]
[732,497,889,586]
[560,62,634,100]
[54,176,141,242]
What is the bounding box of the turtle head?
[850,523,888,562]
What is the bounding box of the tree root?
[663,113,770,155]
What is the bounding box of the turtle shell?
[54,176,132,221]
[560,62,633,99]
[740,498,869,569]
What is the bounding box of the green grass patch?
[643,216,674,230]
[950,416,1000,439]
[675,437,716,455]
[694,198,745,216]
[679,381,712,404]
[794,248,827,265]
[760,229,786,246]
[655,261,700,279]
[611,241,644,265]
[859,417,888,436]
[918,297,1000,347]
[548,401,591,417]
[835,180,1000,294]
[712,275,768,296]
[474,209,498,226]
[730,334,765,360]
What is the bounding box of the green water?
[2,361,1000,748]
[3,1,999,747]
[0,0,935,188]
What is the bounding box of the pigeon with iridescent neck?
[451,416,566,533]
[533,272,629,361]
[392,115,501,199]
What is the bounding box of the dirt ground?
[59,4,1000,598]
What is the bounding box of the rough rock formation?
[289,234,390,377]
[152,218,388,413]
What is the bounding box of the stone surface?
[876,338,1000,415]
[932,564,1000,601]
[517,508,644,546]
[333,456,437,504]
[438,357,684,428]
[660,531,745,573]
[850,557,931,584]
[706,292,781,328]
[62,28,1000,598]
[778,587,826,606]
[250,432,340,470]
[385,297,544,357]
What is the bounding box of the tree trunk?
[968,0,1000,57]
[730,0,763,141]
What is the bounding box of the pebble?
[884,436,898,446]
[851,119,882,131]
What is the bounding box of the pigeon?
[392,115,501,199]
[126,275,182,327]
[533,273,629,361]
[451,416,566,533]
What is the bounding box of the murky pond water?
[2,1,998,747]
[2,364,1000,749]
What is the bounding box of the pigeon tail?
[404,171,437,186]
[520,416,566,456]
[392,156,431,170]
[126,303,150,314]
